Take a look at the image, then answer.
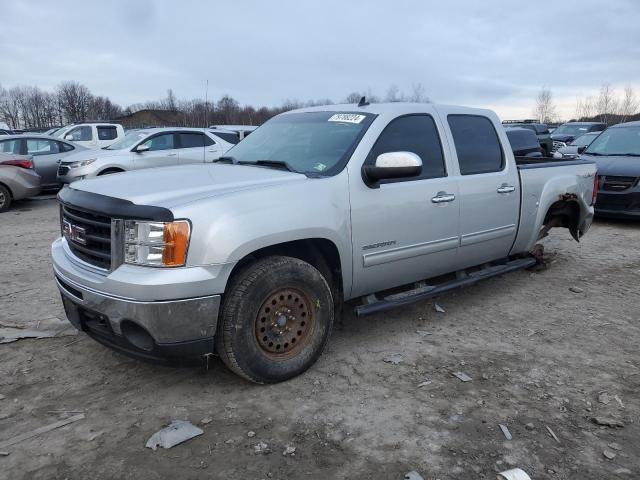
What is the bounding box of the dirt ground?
[0,195,639,480]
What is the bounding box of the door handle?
[208,149,216,152]
[497,185,516,194]
[167,153,177,157]
[431,192,456,203]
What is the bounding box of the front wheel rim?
[253,287,315,360]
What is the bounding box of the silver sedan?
[0,152,41,212]
[0,134,86,189]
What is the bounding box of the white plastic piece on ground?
[404,471,425,480]
[497,468,532,480]
[145,420,204,450]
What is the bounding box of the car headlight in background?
[68,159,97,168]
[124,220,191,267]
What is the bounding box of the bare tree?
[409,82,431,103]
[0,86,22,129]
[532,87,557,123]
[344,92,363,103]
[596,83,618,125]
[385,84,406,103]
[618,85,639,123]
[56,81,93,123]
[165,89,177,111]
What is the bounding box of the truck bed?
[515,156,595,169]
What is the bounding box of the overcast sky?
[1,0,639,120]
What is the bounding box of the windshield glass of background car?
[105,131,149,150]
[554,124,589,136]
[585,127,640,155]
[224,112,373,175]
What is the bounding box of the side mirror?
[64,134,73,141]
[577,146,587,154]
[135,143,150,153]
[362,152,422,188]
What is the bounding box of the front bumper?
[52,238,224,363]
[595,189,640,219]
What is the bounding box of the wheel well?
[0,181,13,198]
[230,239,343,297]
[98,167,124,175]
[542,199,581,241]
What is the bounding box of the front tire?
[216,256,334,383]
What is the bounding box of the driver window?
[67,126,92,141]
[141,133,175,151]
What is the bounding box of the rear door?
[349,113,460,296]
[177,131,206,164]
[96,125,119,148]
[443,113,520,269]
[133,132,180,170]
[25,138,63,187]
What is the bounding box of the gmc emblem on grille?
[63,220,87,245]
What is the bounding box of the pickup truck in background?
[52,102,597,383]
[551,121,607,152]
[53,123,125,149]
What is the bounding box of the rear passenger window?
[97,126,117,140]
[179,133,205,148]
[448,115,504,175]
[66,126,92,142]
[366,114,446,182]
[0,139,22,154]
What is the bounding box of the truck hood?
[70,164,307,208]
[580,154,640,177]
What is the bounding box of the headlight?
[68,159,96,168]
[124,220,191,267]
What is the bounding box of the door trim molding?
[363,236,459,267]
[460,224,516,247]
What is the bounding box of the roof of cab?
[284,102,495,117]
[611,120,640,128]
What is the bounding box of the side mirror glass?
[362,152,422,188]
[135,143,150,153]
[64,134,73,141]
[577,146,586,154]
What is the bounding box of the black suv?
[551,122,606,152]
[502,120,552,155]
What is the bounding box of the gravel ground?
[0,196,639,480]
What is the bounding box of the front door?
[133,132,180,170]
[349,114,460,297]
[445,114,520,268]
[177,131,206,164]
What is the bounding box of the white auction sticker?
[328,113,366,124]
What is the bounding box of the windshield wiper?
[608,153,640,157]
[583,151,601,156]
[238,160,298,173]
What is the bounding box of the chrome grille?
[551,140,566,152]
[61,204,112,269]
[57,165,70,176]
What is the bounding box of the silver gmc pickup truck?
[52,102,597,383]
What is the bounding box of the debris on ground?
[603,449,617,460]
[591,416,625,428]
[569,286,584,293]
[608,442,622,451]
[434,303,446,313]
[0,413,85,450]
[145,420,203,450]
[0,316,77,344]
[598,391,611,404]
[254,441,271,455]
[499,424,512,440]
[546,425,560,443]
[497,468,532,480]
[383,353,404,365]
[452,372,472,382]
[614,394,625,408]
[525,423,535,431]
[417,380,432,388]
[0,452,9,457]
[200,417,213,425]
[404,471,424,480]
[247,431,256,438]
[282,446,296,456]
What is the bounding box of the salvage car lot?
[1,196,639,479]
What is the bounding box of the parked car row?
[0,152,41,212]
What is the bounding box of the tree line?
[0,81,430,130]
[533,83,640,125]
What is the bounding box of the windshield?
[553,124,591,136]
[571,133,598,147]
[105,130,150,150]
[584,126,640,156]
[223,111,374,175]
[53,126,72,138]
